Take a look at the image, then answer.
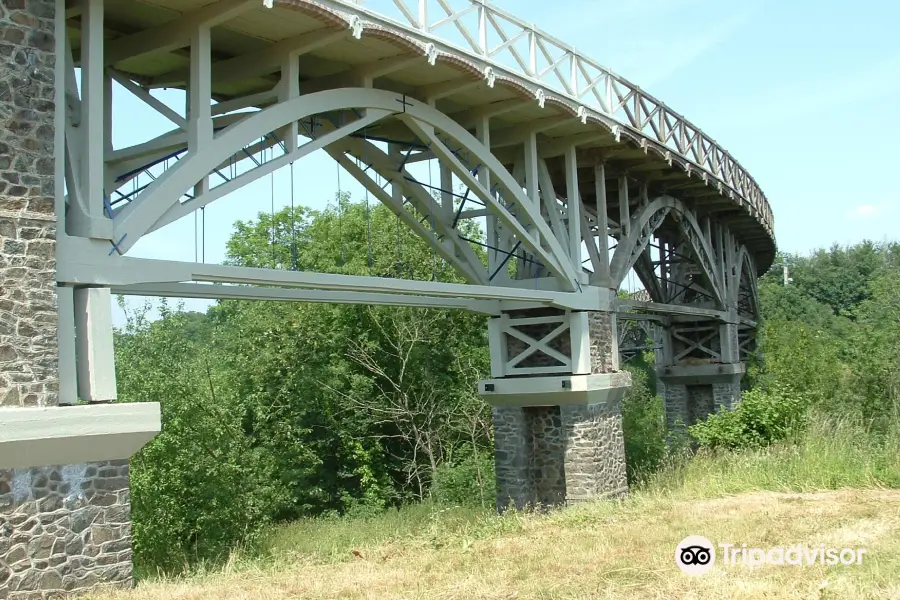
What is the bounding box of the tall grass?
[645,414,900,498]
[261,502,497,563]
[253,414,900,566]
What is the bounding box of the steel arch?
[609,195,725,308]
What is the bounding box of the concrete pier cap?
[478,372,632,407]
[658,362,745,385]
[0,403,161,470]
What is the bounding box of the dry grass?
[88,489,900,600]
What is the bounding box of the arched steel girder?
[110,87,579,292]
[398,113,578,290]
[324,135,488,285]
[609,196,725,308]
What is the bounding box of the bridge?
[0,0,774,595]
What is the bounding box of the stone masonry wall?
[663,379,743,434]
[0,8,135,600]
[527,406,566,506]
[492,406,534,511]
[0,461,133,599]
[587,311,616,374]
[0,0,59,408]
[662,383,688,432]
[713,381,740,411]
[686,384,714,427]
[561,401,627,502]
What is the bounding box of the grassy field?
[88,419,900,600]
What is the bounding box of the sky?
[107,0,900,326]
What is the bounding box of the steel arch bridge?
[22,0,774,512]
[0,1,781,591]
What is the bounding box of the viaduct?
[0,0,773,596]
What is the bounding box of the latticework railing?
[314,0,774,238]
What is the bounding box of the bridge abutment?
[480,304,630,511]
[1,3,159,598]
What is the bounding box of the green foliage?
[653,414,900,496]
[431,449,496,507]
[620,364,667,484]
[781,241,898,318]
[749,318,846,407]
[726,241,900,448]
[689,384,810,450]
[116,196,493,573]
[116,300,288,575]
[844,269,900,426]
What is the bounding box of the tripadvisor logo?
[675,535,716,575]
[675,536,868,575]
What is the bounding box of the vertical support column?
[524,132,540,249]
[280,53,300,154]
[57,287,78,405]
[657,319,745,433]
[492,405,534,511]
[389,144,403,206]
[592,164,611,285]
[188,24,212,199]
[439,162,453,225]
[560,310,628,502]
[476,116,503,281]
[618,175,630,237]
[188,25,213,152]
[74,287,117,402]
[483,302,631,511]
[417,0,428,29]
[80,0,105,218]
[564,145,581,267]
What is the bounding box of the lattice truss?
[487,310,594,377]
[617,318,661,364]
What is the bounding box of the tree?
[217,196,492,507]
[116,300,287,573]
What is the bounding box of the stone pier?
[1,2,160,598]
[480,306,631,511]
[655,319,745,432]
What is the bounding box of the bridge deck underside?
[72,0,775,273]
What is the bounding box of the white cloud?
[849,205,878,218]
[847,203,895,219]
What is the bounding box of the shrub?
[621,365,667,483]
[689,383,810,450]
[116,303,289,575]
[431,449,495,507]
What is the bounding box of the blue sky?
[109,0,900,325]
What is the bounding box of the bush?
[621,365,667,483]
[689,383,810,450]
[431,449,495,507]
